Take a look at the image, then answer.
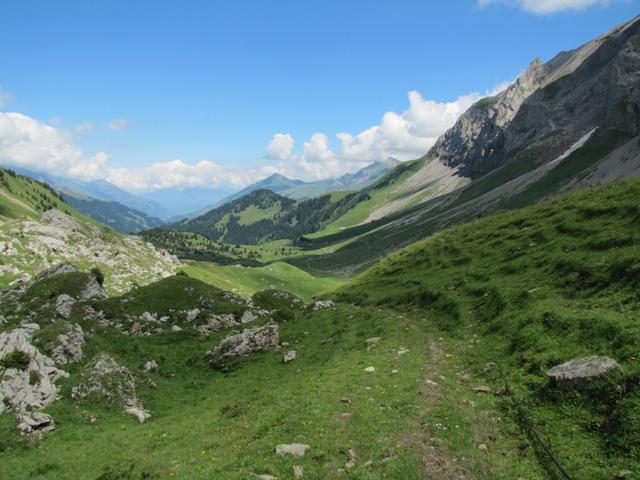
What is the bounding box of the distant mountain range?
[192,158,401,218]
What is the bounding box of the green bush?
[0,351,30,370]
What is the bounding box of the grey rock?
[55,294,76,319]
[47,323,85,365]
[143,360,158,372]
[283,350,297,363]
[0,324,68,415]
[72,353,149,422]
[312,299,335,310]
[195,314,239,335]
[79,275,107,301]
[0,315,6,325]
[240,310,258,324]
[547,356,620,387]
[35,263,81,282]
[139,312,158,324]
[171,325,183,332]
[293,466,304,478]
[366,337,382,349]
[16,411,55,434]
[206,322,279,366]
[275,443,310,457]
[186,308,200,322]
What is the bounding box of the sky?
[0,0,638,192]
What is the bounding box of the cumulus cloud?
[478,0,614,14]
[265,133,295,161]
[261,84,511,181]
[0,88,14,108]
[0,112,109,181]
[106,160,266,192]
[107,118,131,131]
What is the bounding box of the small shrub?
[91,267,105,286]
[0,351,30,370]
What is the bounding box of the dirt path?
[405,336,471,480]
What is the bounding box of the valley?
[1,11,640,480]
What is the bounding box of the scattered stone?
[363,460,373,468]
[195,314,239,335]
[338,412,352,421]
[16,411,55,434]
[257,475,277,480]
[47,323,85,365]
[312,299,335,310]
[472,386,491,394]
[364,366,376,373]
[139,312,158,323]
[124,404,151,423]
[283,351,297,363]
[55,294,76,319]
[478,443,488,452]
[547,356,621,388]
[425,380,439,387]
[144,360,158,372]
[340,397,352,404]
[171,325,183,332]
[397,347,409,356]
[366,337,382,349]
[391,369,399,374]
[206,323,279,367]
[293,465,304,478]
[186,308,200,322]
[276,444,310,457]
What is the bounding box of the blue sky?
[0,0,638,191]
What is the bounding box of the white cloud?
[0,88,14,108]
[478,0,613,14]
[106,159,265,192]
[107,118,131,131]
[265,133,295,161]
[0,112,109,181]
[262,85,507,181]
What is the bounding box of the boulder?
[144,360,158,372]
[78,275,107,301]
[0,324,68,415]
[16,411,55,434]
[171,325,183,332]
[124,404,151,423]
[275,444,310,457]
[283,351,297,363]
[240,310,258,324]
[547,356,621,388]
[55,294,76,319]
[206,323,279,367]
[47,323,85,365]
[186,308,200,322]
[312,299,335,310]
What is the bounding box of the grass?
[336,180,640,479]
[181,260,344,301]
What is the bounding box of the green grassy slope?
[337,180,640,478]
[290,128,634,277]
[182,260,345,301]
[0,168,71,220]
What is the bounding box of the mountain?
[167,188,363,244]
[196,159,401,217]
[60,191,165,234]
[0,167,180,293]
[288,16,640,276]
[2,166,173,220]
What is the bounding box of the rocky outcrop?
[35,263,81,282]
[428,16,640,178]
[195,314,240,335]
[547,356,621,388]
[55,294,76,319]
[78,275,107,301]
[0,324,68,415]
[46,323,85,365]
[206,322,279,366]
[72,353,150,422]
